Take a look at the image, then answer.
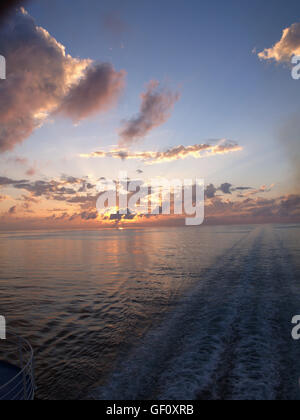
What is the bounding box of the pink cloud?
[0,8,125,152]
[119,80,180,146]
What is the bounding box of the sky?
[0,0,300,229]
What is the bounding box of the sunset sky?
[0,0,300,229]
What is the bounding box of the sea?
[0,224,299,400]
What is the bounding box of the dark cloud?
[8,205,16,214]
[204,182,273,199]
[6,176,97,203]
[0,176,27,186]
[116,150,128,160]
[278,194,300,216]
[110,210,135,221]
[0,0,25,21]
[219,183,232,194]
[80,211,98,221]
[60,175,82,184]
[206,194,300,223]
[78,182,95,193]
[13,180,63,196]
[12,179,86,198]
[205,184,217,199]
[56,63,126,122]
[0,176,16,186]
[234,186,253,191]
[205,182,234,199]
[119,80,180,146]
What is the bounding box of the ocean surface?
[0,224,299,400]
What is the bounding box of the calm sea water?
[0,225,299,400]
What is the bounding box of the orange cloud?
[258,23,300,63]
[80,140,242,164]
[1,192,300,230]
[1,171,298,229]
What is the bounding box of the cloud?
[205,184,217,199]
[0,0,24,21]
[2,175,98,213]
[8,205,16,214]
[205,193,300,224]
[18,194,39,204]
[1,171,299,227]
[0,8,125,152]
[219,183,232,194]
[0,176,16,186]
[79,211,98,221]
[236,184,274,198]
[0,176,27,186]
[56,63,126,122]
[119,80,180,146]
[80,140,243,164]
[109,210,135,221]
[234,186,253,191]
[10,175,94,197]
[103,11,129,38]
[60,175,83,184]
[278,194,300,216]
[25,167,36,176]
[204,183,274,199]
[258,23,300,63]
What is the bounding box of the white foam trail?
[92,226,300,400]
